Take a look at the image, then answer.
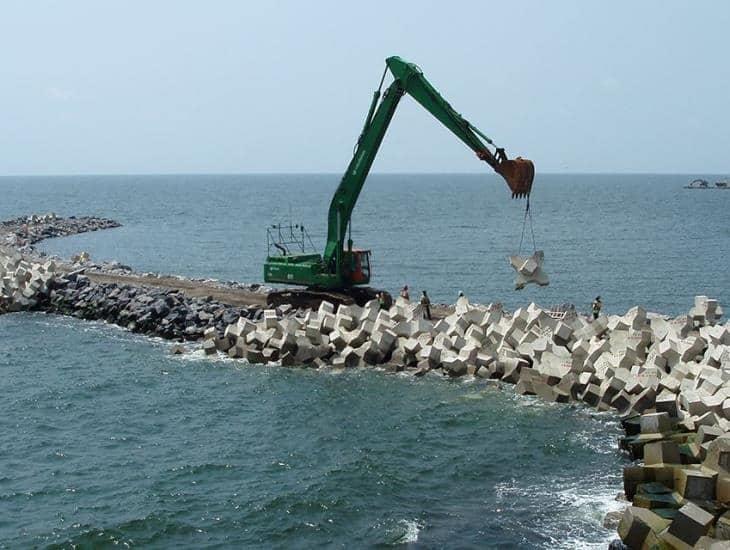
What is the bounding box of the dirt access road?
[85,271,453,318]
[86,272,269,308]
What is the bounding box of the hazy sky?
[1,1,728,175]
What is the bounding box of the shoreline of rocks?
[2,214,730,548]
[43,271,266,341]
[1,214,275,337]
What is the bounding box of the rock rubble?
[0,214,270,338]
[1,213,121,250]
[42,273,267,341]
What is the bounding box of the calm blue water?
[1,174,728,548]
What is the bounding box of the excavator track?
[267,287,393,310]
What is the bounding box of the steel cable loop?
[527,198,537,252]
[517,198,537,255]
[518,206,528,255]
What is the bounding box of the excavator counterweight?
[264,56,534,305]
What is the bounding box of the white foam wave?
[495,477,625,549]
[392,519,422,544]
[169,348,209,362]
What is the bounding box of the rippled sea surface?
[1,174,728,547]
[2,173,728,313]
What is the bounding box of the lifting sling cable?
[517,197,537,255]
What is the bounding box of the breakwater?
[2,214,730,548]
[1,214,271,339]
[1,213,121,249]
[44,272,265,341]
[0,214,117,313]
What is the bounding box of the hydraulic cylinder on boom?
[264,56,535,307]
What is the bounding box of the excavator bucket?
[495,157,535,198]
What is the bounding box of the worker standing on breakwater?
[592,296,602,320]
[421,290,432,320]
[400,285,410,301]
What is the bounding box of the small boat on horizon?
[685,178,709,189]
[684,178,729,189]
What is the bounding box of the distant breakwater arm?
[0,213,121,314]
[0,213,270,336]
[0,213,121,250]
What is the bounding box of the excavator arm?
[386,56,502,170]
[323,56,534,271]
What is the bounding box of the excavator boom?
[384,57,534,198]
[264,56,534,293]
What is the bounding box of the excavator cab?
[343,249,371,285]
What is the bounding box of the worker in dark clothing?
[400,285,410,301]
[591,296,602,320]
[377,292,387,309]
[420,290,432,320]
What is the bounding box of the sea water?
[1,173,728,547]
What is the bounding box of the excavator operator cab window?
[360,251,371,282]
[348,250,371,284]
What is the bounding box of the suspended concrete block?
[508,251,549,290]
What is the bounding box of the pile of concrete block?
[209,292,728,425]
[209,290,730,547]
[0,247,57,312]
[617,432,730,548]
[691,296,725,327]
[208,292,729,438]
[598,299,730,547]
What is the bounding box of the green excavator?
[264,56,534,308]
